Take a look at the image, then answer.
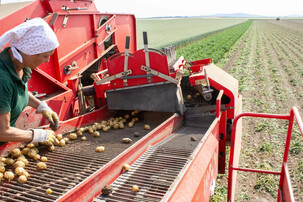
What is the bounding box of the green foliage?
[254,120,269,132]
[210,185,227,202]
[137,18,248,49]
[176,20,252,63]
[254,174,279,197]
[290,141,303,154]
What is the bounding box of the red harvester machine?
[0,1,302,201]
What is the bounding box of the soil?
[217,19,303,201]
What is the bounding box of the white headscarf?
[0,18,59,63]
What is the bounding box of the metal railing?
[228,107,303,201]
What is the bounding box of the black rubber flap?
[106,83,186,114]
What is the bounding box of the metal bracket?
[62,15,68,27]
[95,70,132,85]
[141,66,178,84]
[64,61,78,75]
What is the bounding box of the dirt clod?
[102,185,113,196]
[191,137,197,141]
[122,138,132,144]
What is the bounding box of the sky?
[94,0,303,18]
[1,0,303,18]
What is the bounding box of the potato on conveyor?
[56,134,63,140]
[187,94,192,100]
[144,124,151,130]
[123,164,130,171]
[0,157,6,163]
[69,133,77,140]
[37,162,47,170]
[21,148,30,155]
[4,171,14,181]
[124,114,130,119]
[26,143,35,148]
[132,185,139,192]
[81,136,87,141]
[63,137,69,144]
[48,145,55,152]
[41,157,47,162]
[17,156,29,166]
[0,162,5,173]
[88,127,94,134]
[93,131,100,137]
[15,167,25,176]
[122,138,132,144]
[13,161,25,168]
[101,185,113,196]
[96,146,105,152]
[18,175,27,184]
[128,122,134,128]
[10,148,22,158]
[34,154,41,161]
[59,139,66,146]
[77,131,83,136]
[22,170,30,178]
[0,173,3,181]
[5,158,15,166]
[28,149,37,158]
[46,188,53,195]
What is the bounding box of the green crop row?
[176,20,252,63]
[136,18,248,49]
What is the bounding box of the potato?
[11,148,22,158]
[131,111,136,116]
[93,131,100,137]
[0,172,3,181]
[122,138,132,144]
[33,147,39,154]
[79,127,85,132]
[102,126,110,132]
[63,137,69,144]
[18,175,27,184]
[88,127,94,134]
[48,145,55,152]
[13,161,25,168]
[96,146,105,152]
[69,133,77,140]
[46,188,53,195]
[187,94,192,100]
[4,171,14,181]
[0,156,6,163]
[101,185,113,196]
[21,148,30,155]
[15,167,25,176]
[100,120,107,125]
[144,124,151,130]
[26,143,35,148]
[77,131,83,136]
[128,122,134,128]
[37,162,47,170]
[81,136,87,141]
[113,124,119,130]
[22,170,30,178]
[124,114,130,119]
[5,158,15,166]
[56,134,63,140]
[28,149,37,158]
[41,156,48,162]
[96,124,102,130]
[119,122,124,129]
[92,125,97,131]
[34,155,41,161]
[132,185,139,192]
[123,164,130,171]
[0,162,5,173]
[59,139,66,146]
[18,157,29,166]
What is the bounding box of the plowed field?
[214,19,303,201]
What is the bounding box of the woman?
[0,18,59,145]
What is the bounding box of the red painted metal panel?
[57,114,184,202]
[279,163,295,202]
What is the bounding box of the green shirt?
[0,47,31,127]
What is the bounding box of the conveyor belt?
[94,114,216,201]
[0,112,171,201]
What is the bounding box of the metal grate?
[0,149,111,202]
[95,146,192,202]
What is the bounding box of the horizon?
[1,0,302,18]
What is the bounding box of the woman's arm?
[27,92,42,109]
[0,112,33,142]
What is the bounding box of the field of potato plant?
[138,18,303,201]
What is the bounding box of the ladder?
[228,107,303,202]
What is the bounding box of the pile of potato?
[0,110,152,186]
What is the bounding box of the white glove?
[30,129,57,146]
[36,101,59,131]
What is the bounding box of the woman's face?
[22,50,55,69]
